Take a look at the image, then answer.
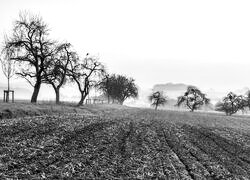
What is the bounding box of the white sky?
[0,0,250,94]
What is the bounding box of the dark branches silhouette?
[44,43,76,104]
[177,86,210,112]
[3,12,55,103]
[68,54,105,106]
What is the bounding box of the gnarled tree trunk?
[53,87,60,104]
[31,80,41,103]
[78,91,87,106]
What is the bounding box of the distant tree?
[3,12,55,103]
[44,43,76,104]
[215,92,247,115]
[0,47,16,102]
[149,91,167,110]
[97,74,138,105]
[112,75,138,104]
[177,86,210,112]
[68,54,105,106]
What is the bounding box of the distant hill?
[153,83,189,92]
[152,82,189,99]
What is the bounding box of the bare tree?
[44,43,75,104]
[0,47,16,102]
[3,12,55,103]
[68,54,105,106]
[177,86,210,112]
[149,91,167,110]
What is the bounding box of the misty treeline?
[1,12,138,105]
[150,86,250,115]
[149,86,209,111]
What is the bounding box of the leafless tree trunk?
[31,80,41,103]
[54,87,60,104]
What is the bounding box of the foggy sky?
[0,0,250,94]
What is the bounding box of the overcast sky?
[1,0,250,93]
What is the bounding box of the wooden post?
[85,99,92,104]
[7,91,9,102]
[3,90,14,103]
[12,91,14,103]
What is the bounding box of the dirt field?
[0,103,250,179]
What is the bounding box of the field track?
[0,105,250,179]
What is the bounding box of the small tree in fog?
[177,86,210,112]
[215,92,247,115]
[149,91,167,110]
[0,47,16,102]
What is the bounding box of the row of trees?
[1,12,138,105]
[149,86,250,116]
[149,86,210,111]
[2,13,249,112]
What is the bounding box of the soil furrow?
[182,125,250,178]
[192,126,250,171]
[159,125,211,179]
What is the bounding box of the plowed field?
[0,105,250,179]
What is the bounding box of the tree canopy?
[97,74,138,104]
[215,92,249,115]
[177,86,210,111]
